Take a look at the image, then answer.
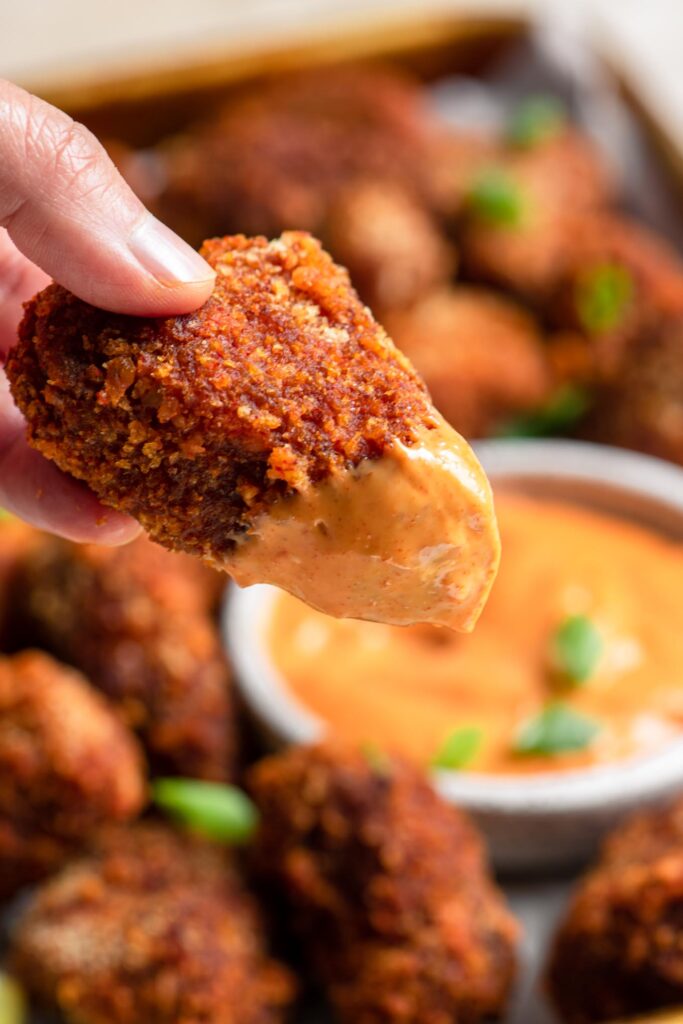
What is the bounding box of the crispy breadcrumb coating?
[0,651,145,900]
[323,181,455,313]
[7,232,434,566]
[546,796,683,1023]
[7,534,234,780]
[10,823,296,1024]
[384,287,552,438]
[249,743,518,1024]
[157,66,439,244]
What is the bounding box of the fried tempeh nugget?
[7,534,234,781]
[156,66,439,245]
[461,129,612,306]
[547,213,683,375]
[249,743,518,1024]
[585,313,683,466]
[323,180,455,314]
[10,823,296,1024]
[384,286,553,438]
[546,796,683,1024]
[8,232,499,631]
[0,650,145,900]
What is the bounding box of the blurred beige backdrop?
[1,0,682,146]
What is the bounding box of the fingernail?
[129,215,215,286]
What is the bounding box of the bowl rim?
[223,438,683,815]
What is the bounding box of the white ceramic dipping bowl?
[223,439,683,874]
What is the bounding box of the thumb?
[0,79,215,316]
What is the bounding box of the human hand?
[0,78,216,543]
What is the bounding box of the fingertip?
[152,273,217,317]
[81,510,144,547]
[124,215,216,316]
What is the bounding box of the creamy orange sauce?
[224,415,499,630]
[267,493,683,774]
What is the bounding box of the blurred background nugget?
[5,534,235,781]
[155,66,443,245]
[9,823,296,1024]
[0,650,145,901]
[249,743,518,1024]
[547,796,683,1024]
[383,286,553,438]
[459,120,613,306]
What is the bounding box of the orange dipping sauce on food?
[266,493,683,774]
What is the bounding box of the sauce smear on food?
[267,493,683,773]
[225,414,499,631]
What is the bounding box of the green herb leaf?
[0,973,25,1024]
[551,614,603,685]
[466,168,524,227]
[507,95,566,148]
[513,703,601,756]
[432,726,483,770]
[0,509,13,523]
[576,264,634,334]
[496,385,590,438]
[152,778,258,844]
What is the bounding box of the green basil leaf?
[514,703,601,756]
[576,264,634,334]
[432,726,483,770]
[496,385,591,438]
[551,614,603,685]
[152,778,258,844]
[466,168,524,227]
[507,95,566,148]
[0,973,25,1024]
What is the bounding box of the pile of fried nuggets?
[110,63,683,458]
[0,519,520,1024]
[3,61,683,1024]
[2,521,683,1024]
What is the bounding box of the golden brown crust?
[0,651,145,900]
[546,797,683,1023]
[7,232,433,564]
[248,743,518,1024]
[10,823,296,1024]
[385,287,553,438]
[7,534,235,781]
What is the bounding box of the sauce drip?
[224,415,499,630]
